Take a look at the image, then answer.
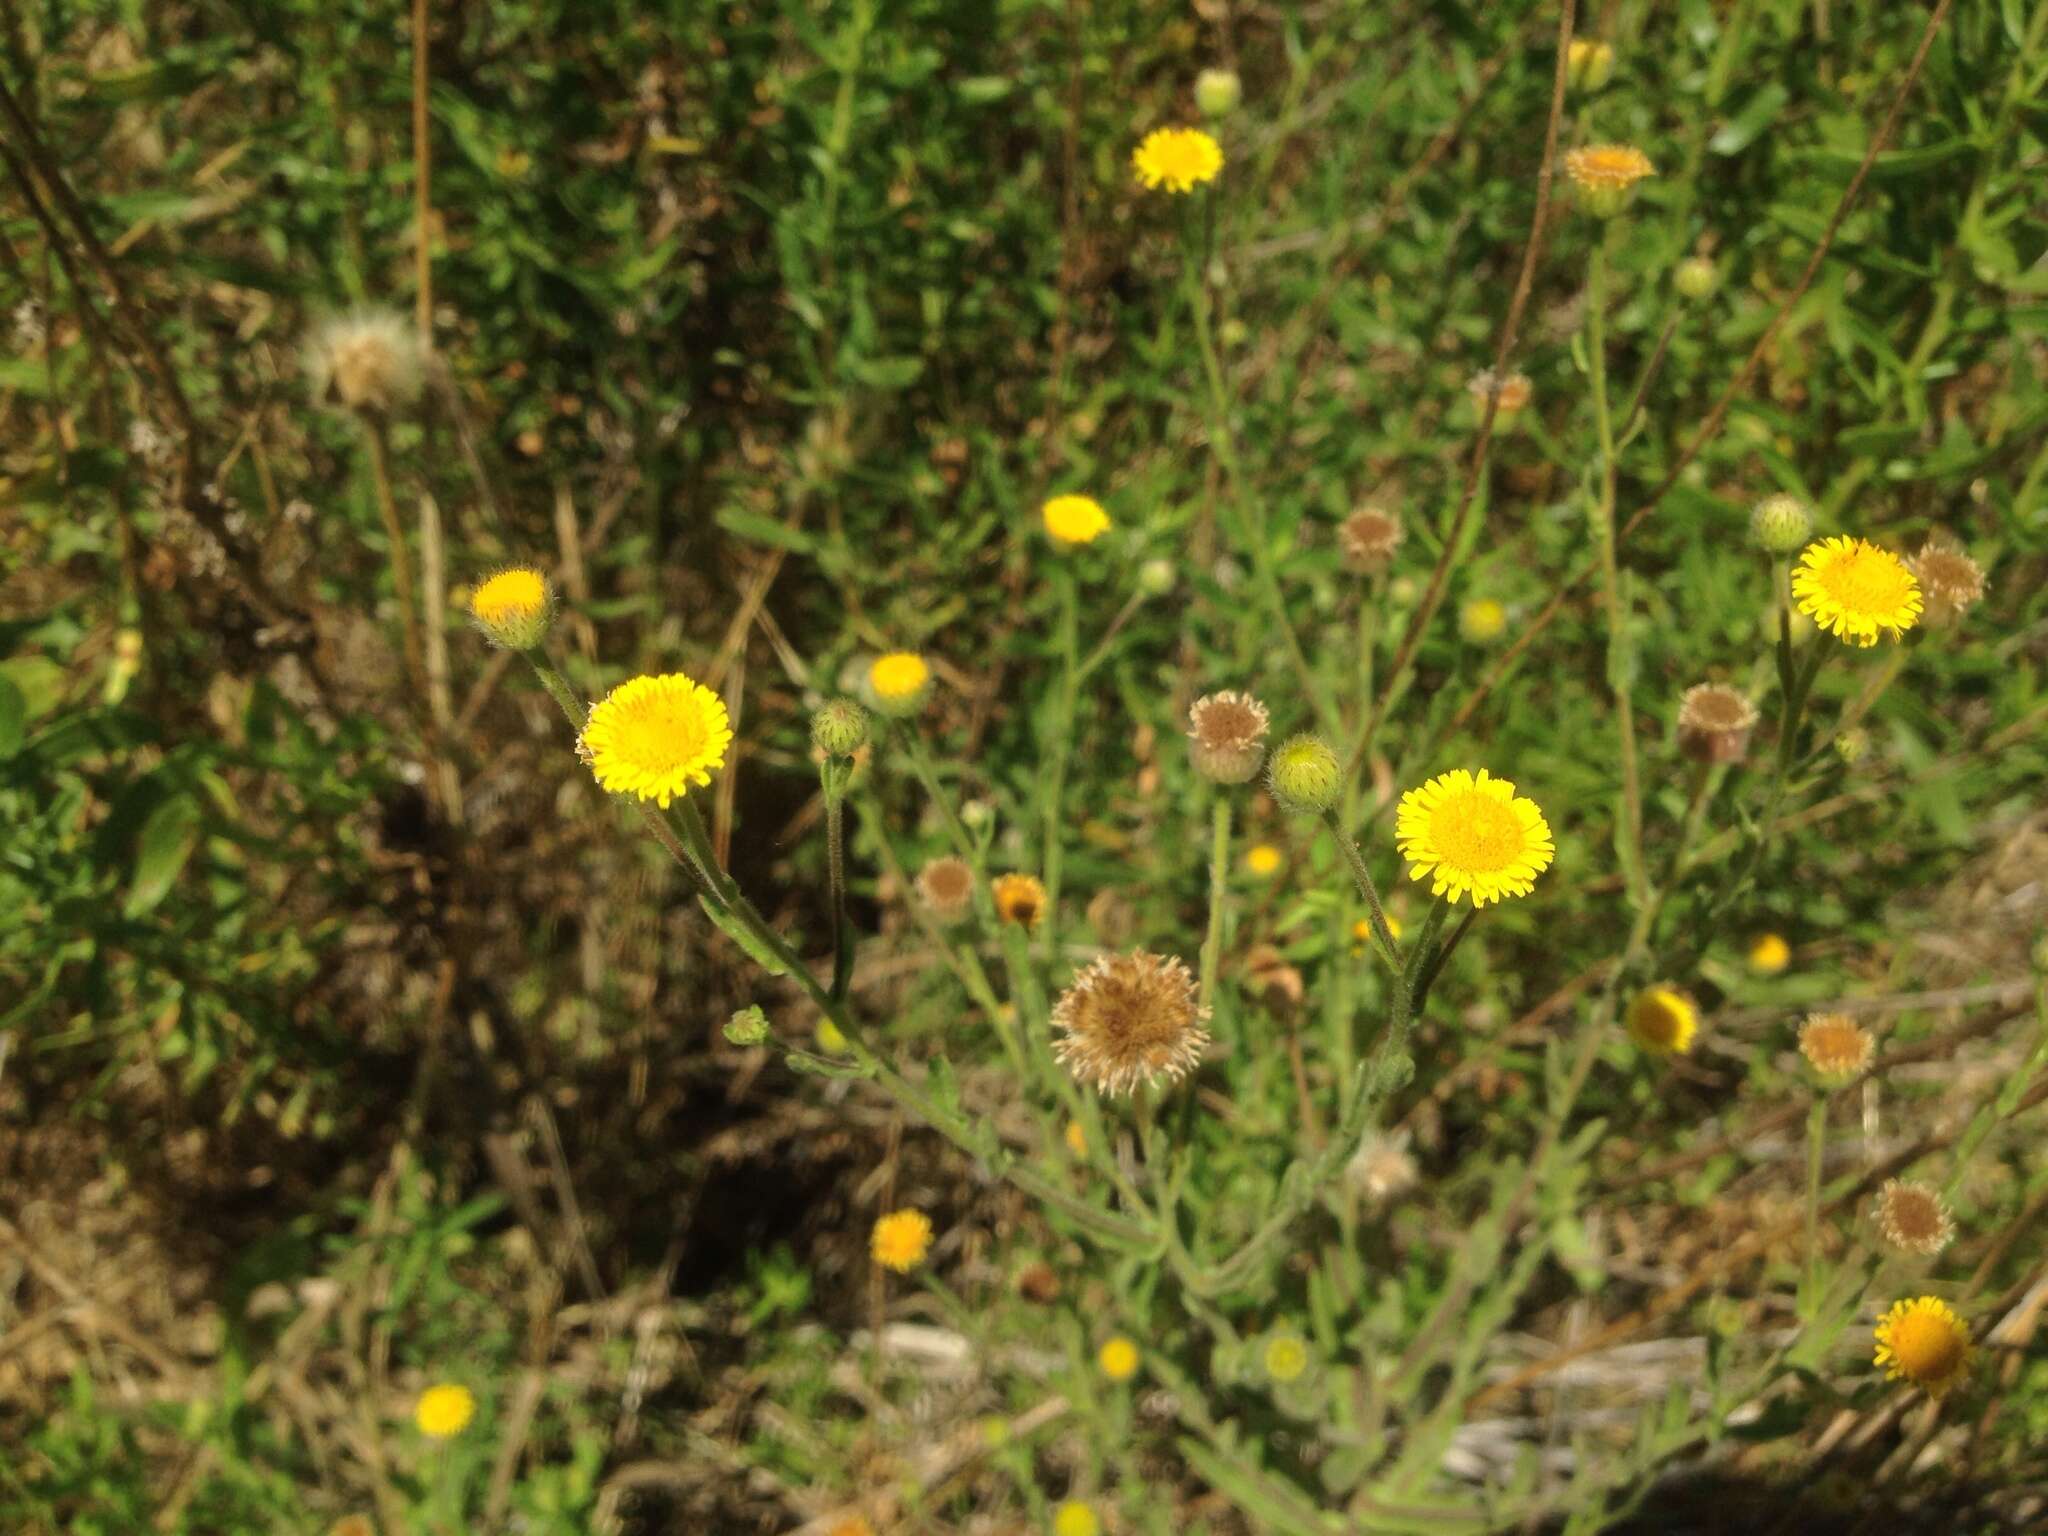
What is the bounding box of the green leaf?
[1710,84,1790,155]
[0,676,22,759]
[715,506,817,555]
[125,793,202,918]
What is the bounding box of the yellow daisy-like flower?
[1262,1333,1310,1383]
[414,1383,475,1439]
[1626,986,1698,1055]
[1053,1502,1102,1536]
[1791,536,1923,647]
[1132,126,1224,193]
[869,650,931,711]
[1245,843,1283,877]
[1043,494,1111,546]
[1873,1296,1971,1397]
[870,1209,934,1273]
[993,872,1048,930]
[1097,1335,1140,1382]
[1394,769,1554,908]
[580,673,733,808]
[1562,144,1656,216]
[468,566,553,649]
[1748,932,1791,975]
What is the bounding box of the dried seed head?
[1874,1179,1955,1258]
[1798,1011,1874,1083]
[1345,1128,1418,1209]
[306,308,423,417]
[1187,690,1270,784]
[1338,508,1405,573]
[991,872,1047,930]
[1909,539,1987,625]
[1467,369,1533,415]
[916,856,976,923]
[1677,683,1759,765]
[1051,950,1211,1096]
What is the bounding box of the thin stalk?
[1323,807,1401,979]
[1802,1095,1828,1317]
[822,763,853,1001]
[364,419,426,700]
[1040,570,1080,952]
[1198,796,1232,1015]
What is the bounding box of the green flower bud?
[1194,67,1242,118]
[1674,256,1717,300]
[1266,734,1342,813]
[810,698,869,758]
[1136,557,1176,596]
[724,1005,770,1047]
[1750,493,1812,555]
[1566,39,1615,92]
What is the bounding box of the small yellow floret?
[1097,1335,1140,1381]
[1052,1501,1102,1536]
[1043,494,1111,546]
[1748,933,1791,975]
[414,1383,475,1438]
[469,567,551,648]
[1132,127,1224,193]
[1626,986,1698,1055]
[1873,1296,1971,1397]
[1245,843,1283,876]
[869,651,931,707]
[870,1209,934,1273]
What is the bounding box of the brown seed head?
[1798,1012,1874,1082]
[1467,369,1533,414]
[1909,539,1987,624]
[1677,683,1759,765]
[1187,689,1270,784]
[1874,1179,1955,1258]
[991,872,1047,930]
[1051,950,1211,1095]
[916,856,976,923]
[1338,508,1405,572]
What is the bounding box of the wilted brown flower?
[1909,538,1987,625]
[1187,690,1270,784]
[992,872,1047,930]
[1051,950,1211,1095]
[1338,508,1404,572]
[1467,369,1533,415]
[1677,683,1759,765]
[916,856,975,923]
[1798,1012,1874,1082]
[1874,1179,1955,1258]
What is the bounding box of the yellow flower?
[1350,914,1403,954]
[1245,843,1283,877]
[1064,1120,1088,1157]
[1459,597,1508,643]
[1053,1502,1102,1536]
[1395,769,1554,908]
[469,566,553,649]
[580,673,732,808]
[1798,1012,1873,1083]
[993,872,1048,930]
[1626,986,1698,1055]
[1097,1335,1140,1382]
[869,650,931,711]
[414,1383,475,1439]
[870,1209,933,1273]
[1262,1332,1310,1383]
[1566,38,1616,91]
[1792,536,1923,646]
[1043,494,1111,546]
[1132,126,1224,193]
[1562,144,1656,217]
[1748,932,1791,975]
[1873,1296,1971,1397]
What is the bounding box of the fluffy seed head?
[1267,734,1342,813]
[1051,950,1211,1095]
[1188,690,1270,783]
[1750,493,1812,554]
[1799,1012,1874,1083]
[1875,1180,1955,1258]
[1626,986,1699,1055]
[306,308,423,416]
[992,872,1047,930]
[811,698,869,758]
[870,1209,933,1273]
[1345,1128,1418,1208]
[1677,683,1759,765]
[916,856,976,923]
[468,567,554,650]
[1792,536,1923,646]
[1873,1296,1970,1397]
[1132,127,1224,193]
[1562,144,1655,217]
[1338,508,1405,572]
[1909,538,1987,625]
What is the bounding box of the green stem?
[822,765,853,1002]
[1041,570,1080,954]
[1198,796,1232,1016]
[1802,1094,1827,1317]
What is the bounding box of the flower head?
[306,307,423,416]
[1395,768,1554,907]
[1345,1127,1418,1208]
[1053,1502,1102,1536]
[1097,1335,1140,1382]
[1626,986,1699,1055]
[811,698,869,757]
[1873,1296,1970,1397]
[414,1383,475,1438]
[1245,843,1283,877]
[1750,493,1812,554]
[1195,67,1242,117]
[1052,950,1211,1095]
[1263,1332,1311,1383]
[1043,493,1111,547]
[1674,255,1718,300]
[868,651,931,713]
[580,673,732,808]
[1677,683,1758,765]
[1132,126,1224,193]
[916,855,976,923]
[1875,1180,1956,1258]
[993,872,1048,930]
[1467,369,1533,416]
[1792,536,1922,646]
[1909,538,1987,626]
[1459,597,1508,643]
[1338,508,1404,572]
[871,1209,934,1273]
[1799,1012,1874,1083]
[1267,734,1342,813]
[1562,144,1656,217]
[1188,689,1270,784]
[1566,38,1616,91]
[1748,932,1791,975]
[469,566,553,650]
